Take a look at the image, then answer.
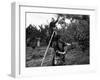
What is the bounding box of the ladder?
[41,31,55,66]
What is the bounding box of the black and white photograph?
[9,0,99,79]
[26,12,90,67]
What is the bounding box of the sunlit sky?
[26,13,57,29]
[26,13,71,29]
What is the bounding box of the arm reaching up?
[54,16,60,24]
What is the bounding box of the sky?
[26,13,57,29]
[26,13,71,29]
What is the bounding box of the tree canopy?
[26,14,89,51]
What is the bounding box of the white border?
[11,2,96,78]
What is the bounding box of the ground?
[26,46,89,67]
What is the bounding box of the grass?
[26,46,89,67]
[26,47,53,67]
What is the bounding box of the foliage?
[26,24,49,47]
[26,14,89,51]
[58,17,89,51]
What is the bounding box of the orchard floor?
[26,46,89,67]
